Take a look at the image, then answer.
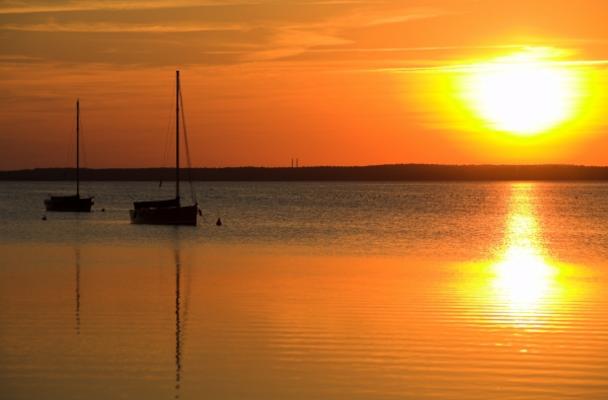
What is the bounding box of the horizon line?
[3,163,608,173]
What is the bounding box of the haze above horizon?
[0,0,607,170]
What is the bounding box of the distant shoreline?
[2,164,608,181]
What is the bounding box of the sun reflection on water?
[491,186,556,324]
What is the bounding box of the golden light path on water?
[468,183,578,333]
[491,184,556,327]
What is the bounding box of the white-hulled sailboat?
[129,71,198,226]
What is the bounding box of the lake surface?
[1,181,608,399]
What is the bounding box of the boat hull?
[129,204,198,226]
[44,195,93,212]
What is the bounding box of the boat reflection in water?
[75,248,81,336]
[172,243,191,400]
[174,248,183,400]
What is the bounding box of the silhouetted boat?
[129,71,198,226]
[44,100,94,212]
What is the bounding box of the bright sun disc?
[462,49,581,135]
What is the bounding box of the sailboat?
[44,100,94,212]
[129,71,198,226]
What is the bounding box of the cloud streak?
[0,21,247,32]
[0,0,262,15]
[370,58,608,74]
[0,1,451,66]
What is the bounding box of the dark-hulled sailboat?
[129,71,198,226]
[44,100,94,212]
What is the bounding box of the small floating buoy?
[101,208,106,212]
[216,218,222,226]
[42,215,47,221]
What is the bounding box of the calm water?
[1,181,608,399]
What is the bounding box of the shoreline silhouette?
[2,164,608,181]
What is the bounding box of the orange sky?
[0,0,607,169]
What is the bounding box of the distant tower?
[296,158,299,168]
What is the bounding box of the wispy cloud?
[0,54,44,64]
[241,6,448,62]
[0,1,447,65]
[370,58,608,74]
[284,6,446,31]
[0,0,265,14]
[304,44,530,54]
[0,21,247,33]
[244,29,352,62]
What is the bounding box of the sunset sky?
[0,0,607,169]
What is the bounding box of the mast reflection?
[172,238,191,400]
[75,248,81,335]
[174,248,182,399]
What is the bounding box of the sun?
[461,48,582,136]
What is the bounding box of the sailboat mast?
[175,71,180,201]
[76,99,80,197]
